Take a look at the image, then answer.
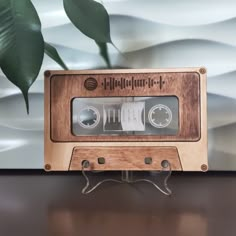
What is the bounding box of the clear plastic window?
[72,97,179,136]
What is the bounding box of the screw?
[45,164,51,171]
[199,68,206,74]
[44,70,51,77]
[201,164,208,172]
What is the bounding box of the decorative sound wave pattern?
[0,0,235,169]
[101,76,166,90]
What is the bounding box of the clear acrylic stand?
[81,160,172,196]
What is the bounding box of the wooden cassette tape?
[44,68,207,172]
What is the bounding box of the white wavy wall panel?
[0,0,235,169]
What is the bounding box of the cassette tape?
[44,68,207,171]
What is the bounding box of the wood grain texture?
[44,68,208,171]
[69,146,182,171]
[50,72,200,142]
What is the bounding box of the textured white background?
[0,0,235,169]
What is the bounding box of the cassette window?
[72,96,179,136]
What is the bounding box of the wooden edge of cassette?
[44,67,208,172]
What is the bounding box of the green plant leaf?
[95,41,111,68]
[63,0,111,43]
[44,42,68,70]
[0,0,44,113]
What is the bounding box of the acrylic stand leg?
[121,171,133,183]
[81,160,123,194]
[81,160,172,196]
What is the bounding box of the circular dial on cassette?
[78,106,100,129]
[148,104,172,128]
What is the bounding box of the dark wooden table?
[0,171,235,236]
